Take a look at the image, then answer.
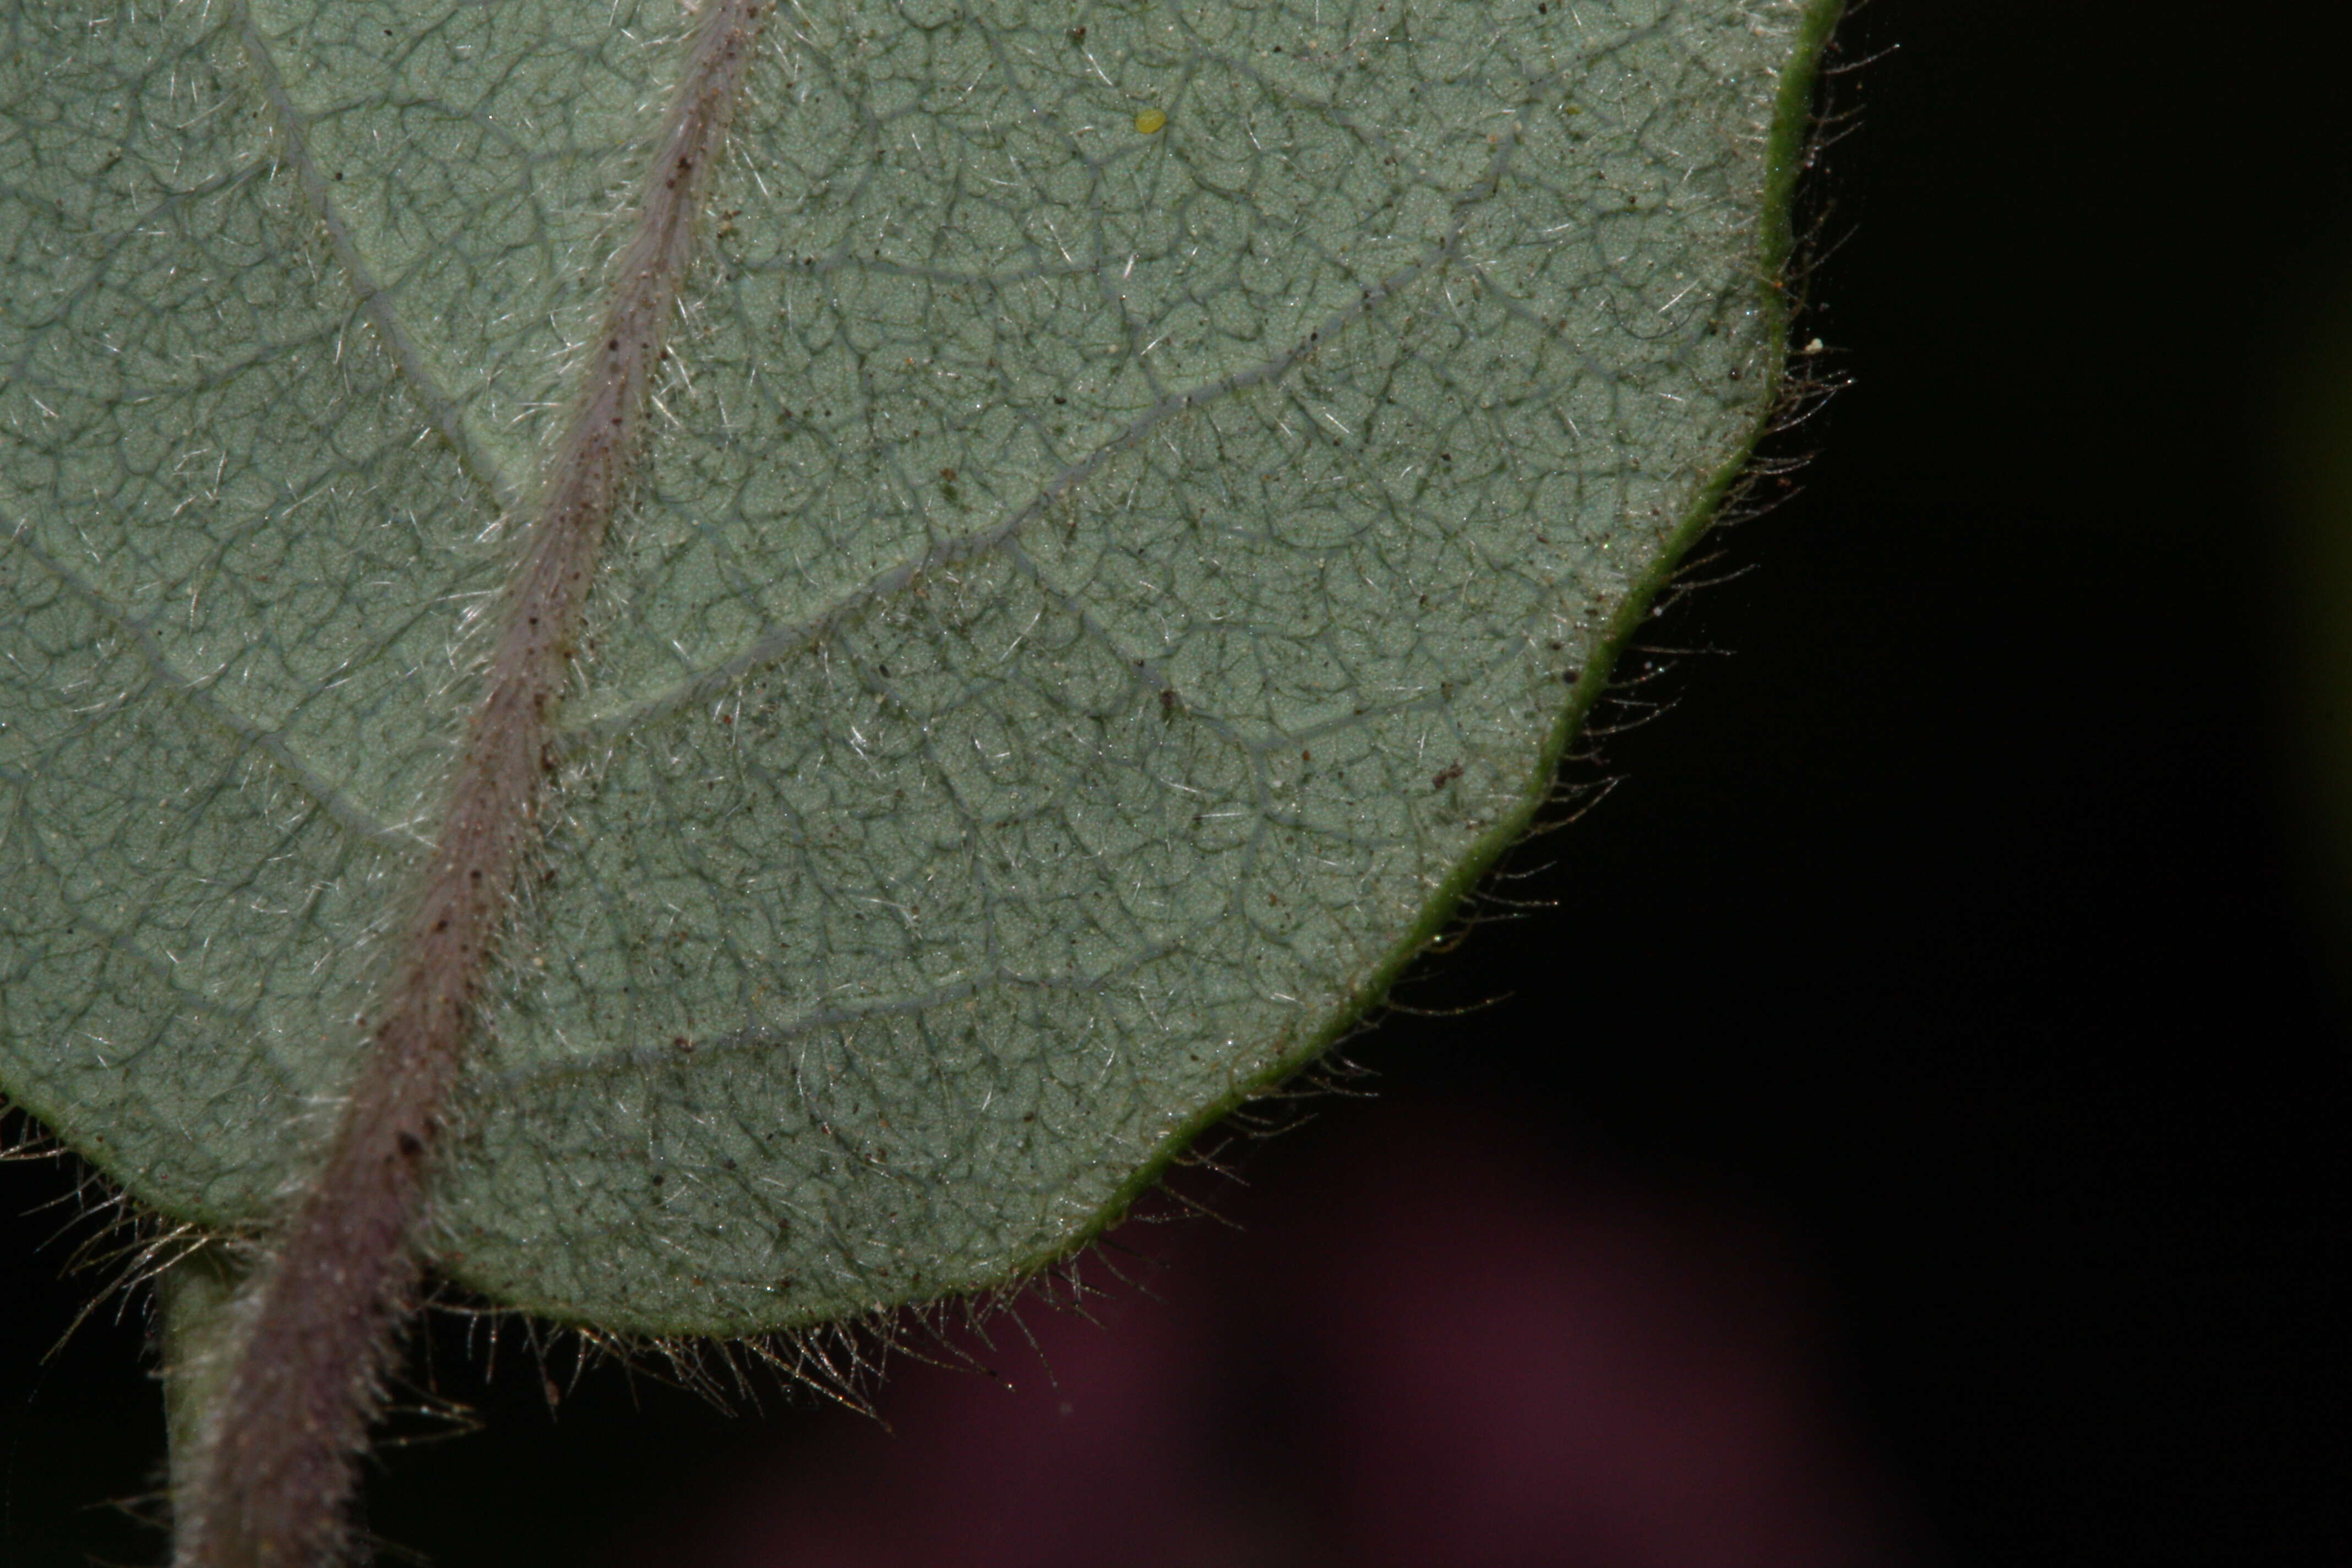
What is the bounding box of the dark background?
[4,2,2344,1563]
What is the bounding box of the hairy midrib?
[176,6,774,1564]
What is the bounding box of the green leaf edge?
[464,0,1852,1338]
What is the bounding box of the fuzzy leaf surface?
[0,0,1834,1333]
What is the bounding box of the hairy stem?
[170,6,769,1562]
[160,1249,249,1520]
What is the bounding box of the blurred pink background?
[645,1104,1918,1568]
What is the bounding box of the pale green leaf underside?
[1,0,1833,1333]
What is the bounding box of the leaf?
[1,0,1837,1336]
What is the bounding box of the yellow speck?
[1134,107,1167,135]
